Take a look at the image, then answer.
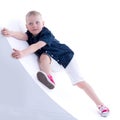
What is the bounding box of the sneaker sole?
[37,72,55,89]
[100,111,109,117]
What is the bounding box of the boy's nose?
[32,23,37,28]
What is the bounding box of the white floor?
[0,0,120,120]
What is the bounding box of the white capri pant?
[51,55,84,85]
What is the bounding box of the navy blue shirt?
[26,27,74,68]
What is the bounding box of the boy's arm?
[1,28,28,41]
[1,28,47,59]
[12,41,46,59]
[22,41,46,55]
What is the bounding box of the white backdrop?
[0,0,120,120]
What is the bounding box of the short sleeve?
[25,27,58,46]
[38,27,55,46]
[26,31,32,39]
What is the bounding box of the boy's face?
[26,15,44,36]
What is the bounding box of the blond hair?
[26,10,42,21]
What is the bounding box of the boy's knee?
[39,54,51,64]
[75,81,87,89]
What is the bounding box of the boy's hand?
[12,49,24,59]
[1,28,11,37]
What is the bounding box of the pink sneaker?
[37,71,55,89]
[98,105,110,117]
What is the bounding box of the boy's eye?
[36,21,40,24]
[28,21,40,26]
[29,23,33,26]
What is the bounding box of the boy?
[1,10,109,117]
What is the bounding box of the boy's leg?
[76,81,104,106]
[38,53,52,74]
[65,56,109,117]
[37,54,55,89]
[76,81,109,117]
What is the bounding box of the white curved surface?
[1,18,117,120]
[1,1,120,119]
[0,34,78,120]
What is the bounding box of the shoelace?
[47,75,55,84]
[98,105,109,113]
